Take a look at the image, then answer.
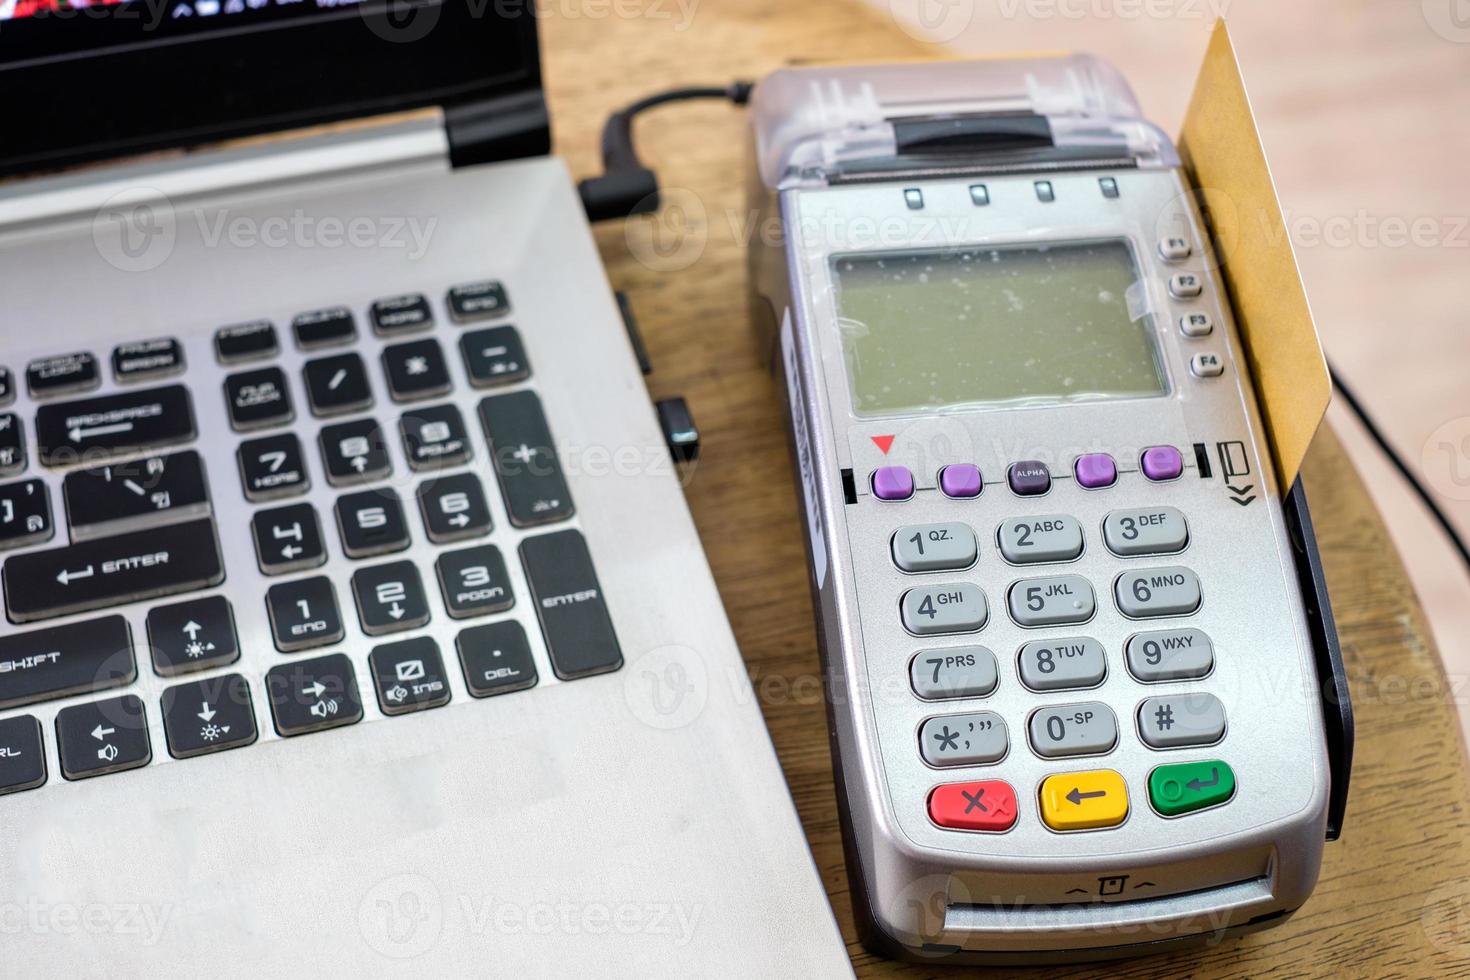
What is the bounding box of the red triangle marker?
[871,435,895,455]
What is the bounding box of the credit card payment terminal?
[745,56,1353,963]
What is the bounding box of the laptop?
[0,2,850,974]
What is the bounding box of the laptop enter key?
[519,529,621,680]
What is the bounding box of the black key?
[370,294,433,335]
[0,716,46,796]
[319,418,391,486]
[460,326,530,388]
[266,576,344,652]
[478,390,574,527]
[215,320,279,363]
[35,384,196,467]
[0,413,26,476]
[225,367,294,431]
[63,449,211,539]
[457,620,538,697]
[369,636,451,715]
[112,338,184,382]
[0,479,52,551]
[292,307,357,350]
[55,694,151,780]
[251,502,327,575]
[27,352,100,398]
[448,280,511,322]
[303,353,373,417]
[436,544,512,618]
[400,403,470,471]
[351,560,431,635]
[237,433,310,502]
[335,487,411,559]
[0,616,134,709]
[3,518,224,623]
[146,595,240,676]
[266,653,362,736]
[162,673,258,758]
[382,339,451,403]
[0,367,12,406]
[418,472,492,544]
[520,529,621,679]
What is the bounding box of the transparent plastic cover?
[751,54,1177,188]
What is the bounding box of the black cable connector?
[579,81,754,223]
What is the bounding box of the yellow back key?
[1040,770,1129,831]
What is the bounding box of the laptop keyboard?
[0,279,622,794]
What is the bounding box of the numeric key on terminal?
[400,404,471,471]
[162,673,258,758]
[1007,574,1096,627]
[55,694,151,780]
[382,339,452,402]
[1126,628,1214,682]
[238,433,309,501]
[997,514,1084,564]
[891,523,977,572]
[146,595,240,676]
[418,472,491,543]
[225,367,294,431]
[460,326,530,387]
[36,384,196,466]
[319,418,391,486]
[909,646,998,700]
[479,390,574,527]
[252,503,326,574]
[0,716,47,796]
[0,616,135,709]
[1017,637,1107,691]
[265,653,363,736]
[370,636,451,714]
[0,479,53,551]
[335,488,410,559]
[303,353,373,417]
[900,583,988,636]
[1103,507,1189,557]
[919,712,1007,767]
[1028,702,1118,758]
[2,518,223,623]
[266,576,344,652]
[1115,566,1202,618]
[0,413,25,475]
[352,561,431,635]
[436,544,513,618]
[457,620,538,697]
[520,530,621,679]
[63,450,211,540]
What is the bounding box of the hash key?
[162,673,258,758]
[0,479,53,551]
[352,560,431,636]
[266,576,344,653]
[319,418,391,486]
[252,502,327,575]
[266,653,363,737]
[55,694,151,780]
[335,488,411,559]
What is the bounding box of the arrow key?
[351,560,431,636]
[161,673,258,758]
[251,503,327,575]
[55,695,151,781]
[146,595,240,676]
[265,654,363,737]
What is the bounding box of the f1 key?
[3,518,224,623]
[35,384,196,467]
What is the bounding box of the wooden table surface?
[540,1,1470,974]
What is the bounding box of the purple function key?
[1141,445,1184,482]
[1074,453,1117,489]
[1007,460,1051,496]
[871,465,915,501]
[939,464,982,499]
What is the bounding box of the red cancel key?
[928,780,1018,831]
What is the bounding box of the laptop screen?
[0,0,543,175]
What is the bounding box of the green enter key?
[1148,760,1236,816]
